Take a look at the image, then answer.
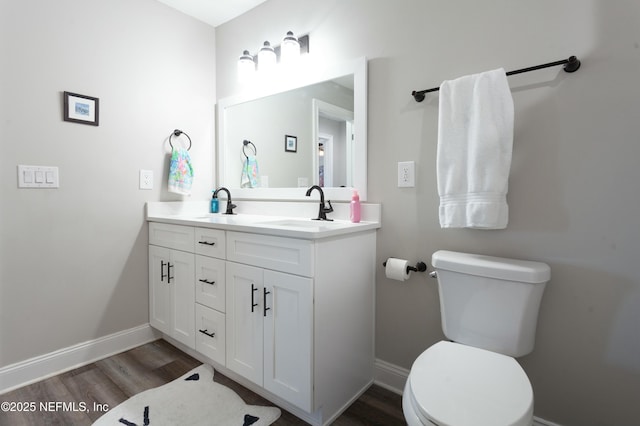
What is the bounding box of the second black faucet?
[305,185,333,221]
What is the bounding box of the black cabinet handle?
[198,279,216,285]
[160,261,167,282]
[198,241,216,246]
[263,288,271,317]
[167,262,174,284]
[251,283,258,313]
[198,329,215,338]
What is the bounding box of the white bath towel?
[437,68,514,229]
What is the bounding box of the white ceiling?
[155,0,268,27]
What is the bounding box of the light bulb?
[281,31,300,65]
[257,41,276,72]
[237,50,255,82]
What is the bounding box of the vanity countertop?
[146,201,381,240]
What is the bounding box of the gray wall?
[0,0,215,366]
[216,1,640,425]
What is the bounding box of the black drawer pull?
[198,279,216,285]
[198,241,216,246]
[198,329,215,338]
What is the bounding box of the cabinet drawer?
[194,228,226,258]
[195,255,225,312]
[195,304,225,365]
[149,222,194,252]
[227,231,313,277]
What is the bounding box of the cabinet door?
[226,262,263,385]
[148,245,195,349]
[149,245,172,333]
[170,249,195,348]
[263,270,313,411]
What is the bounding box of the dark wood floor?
[0,339,406,425]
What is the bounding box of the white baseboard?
[532,418,564,426]
[374,358,562,426]
[0,324,160,394]
[373,358,409,395]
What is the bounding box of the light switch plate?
[18,165,59,188]
[398,161,415,187]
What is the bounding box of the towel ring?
[243,140,257,159]
[169,129,192,151]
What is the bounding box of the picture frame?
[63,91,99,126]
[285,134,297,152]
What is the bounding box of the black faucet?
[305,185,333,221]
[213,187,237,215]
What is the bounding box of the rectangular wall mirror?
[217,57,368,201]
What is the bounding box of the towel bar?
[412,55,581,102]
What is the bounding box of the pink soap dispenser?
[350,189,361,223]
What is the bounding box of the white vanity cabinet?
[148,218,377,426]
[148,223,196,349]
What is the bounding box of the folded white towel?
[437,68,514,229]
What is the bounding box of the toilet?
[403,250,550,426]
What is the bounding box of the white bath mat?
[92,364,281,426]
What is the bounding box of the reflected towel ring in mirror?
[169,129,192,151]
[243,140,257,159]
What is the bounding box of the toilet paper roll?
[385,257,411,281]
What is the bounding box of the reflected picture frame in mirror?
[217,57,367,201]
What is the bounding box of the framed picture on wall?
[285,134,297,152]
[63,91,99,126]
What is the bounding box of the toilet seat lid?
[409,341,533,426]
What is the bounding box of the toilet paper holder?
[383,260,428,274]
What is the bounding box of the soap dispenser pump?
[350,189,361,223]
[210,191,219,213]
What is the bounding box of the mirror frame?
[217,56,368,201]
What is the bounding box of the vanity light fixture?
[257,41,277,72]
[237,31,310,80]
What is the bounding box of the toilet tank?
[432,250,550,357]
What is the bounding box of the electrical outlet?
[139,169,153,190]
[398,161,415,187]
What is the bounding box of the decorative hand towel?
[240,155,259,188]
[437,68,514,229]
[168,147,194,195]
